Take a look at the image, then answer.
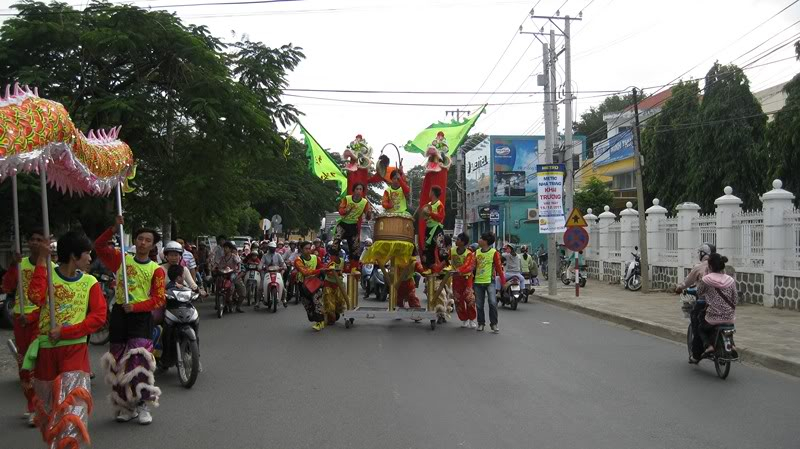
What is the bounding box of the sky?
[1,0,798,169]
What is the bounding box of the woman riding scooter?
[258,241,286,308]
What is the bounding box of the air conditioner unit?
[526,208,539,221]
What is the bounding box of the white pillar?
[646,198,668,265]
[619,201,639,260]
[676,202,701,269]
[583,208,598,259]
[714,186,743,256]
[598,205,616,280]
[761,180,795,308]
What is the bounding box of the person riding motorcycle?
[676,242,716,361]
[216,241,247,313]
[497,243,525,293]
[161,241,199,292]
[690,253,738,363]
[519,244,539,286]
[259,241,287,306]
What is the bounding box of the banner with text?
[536,164,566,234]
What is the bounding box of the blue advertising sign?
[593,130,634,167]
[489,205,501,225]
[490,136,542,198]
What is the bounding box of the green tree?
[766,72,800,197]
[688,63,767,210]
[641,81,701,208]
[574,94,636,152]
[574,177,614,214]
[406,165,425,212]
[0,1,329,240]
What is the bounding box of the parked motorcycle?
[89,272,115,345]
[257,266,285,313]
[561,265,587,287]
[157,287,201,388]
[682,289,738,379]
[498,278,522,310]
[622,251,642,291]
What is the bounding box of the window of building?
[612,172,635,190]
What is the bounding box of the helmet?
[267,241,277,249]
[698,242,716,260]
[364,238,373,246]
[521,245,528,251]
[163,241,184,255]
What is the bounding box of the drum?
[373,213,415,243]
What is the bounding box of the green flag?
[403,105,486,155]
[300,124,347,198]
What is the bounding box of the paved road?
[1,292,798,449]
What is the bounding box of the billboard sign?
[490,136,543,199]
[489,205,501,225]
[466,138,491,222]
[593,130,634,167]
[536,164,566,234]
[494,170,526,197]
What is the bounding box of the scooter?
[244,263,259,306]
[623,252,641,291]
[214,267,237,318]
[369,264,387,302]
[361,263,374,299]
[560,265,587,287]
[682,289,738,380]
[498,278,522,310]
[0,290,14,330]
[257,266,286,313]
[157,287,201,388]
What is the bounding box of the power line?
[283,86,621,95]
[282,93,529,107]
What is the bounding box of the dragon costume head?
[424,131,451,173]
[0,82,135,195]
[342,134,372,172]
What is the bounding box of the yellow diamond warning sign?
[565,208,588,227]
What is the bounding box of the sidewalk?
[534,282,800,378]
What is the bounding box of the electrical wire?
[282,93,539,107]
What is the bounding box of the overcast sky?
[2,0,798,167]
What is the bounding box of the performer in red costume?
[342,134,372,195]
[416,131,450,269]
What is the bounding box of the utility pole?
[631,88,650,292]
[563,16,574,213]
[540,40,558,296]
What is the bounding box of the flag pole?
[11,173,25,323]
[39,160,55,330]
[116,183,130,304]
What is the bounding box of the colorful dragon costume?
[1,82,136,449]
[0,83,135,195]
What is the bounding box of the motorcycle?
[361,263,374,299]
[369,264,387,302]
[682,289,738,379]
[560,265,587,287]
[244,263,260,306]
[89,273,115,345]
[521,273,535,302]
[214,267,237,319]
[157,287,201,388]
[623,252,641,291]
[257,266,286,313]
[0,291,14,330]
[497,277,522,310]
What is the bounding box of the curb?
[534,294,800,378]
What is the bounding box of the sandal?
[688,356,700,364]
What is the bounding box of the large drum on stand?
[373,213,414,243]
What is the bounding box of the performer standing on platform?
[450,233,477,329]
[96,217,165,425]
[421,186,446,268]
[381,170,410,214]
[334,183,372,269]
[2,228,51,426]
[25,232,107,449]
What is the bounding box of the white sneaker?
[461,320,468,328]
[27,413,36,427]
[116,409,139,423]
[469,320,478,329]
[490,324,500,334]
[22,411,31,420]
[137,405,152,425]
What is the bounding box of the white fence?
[582,180,800,311]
